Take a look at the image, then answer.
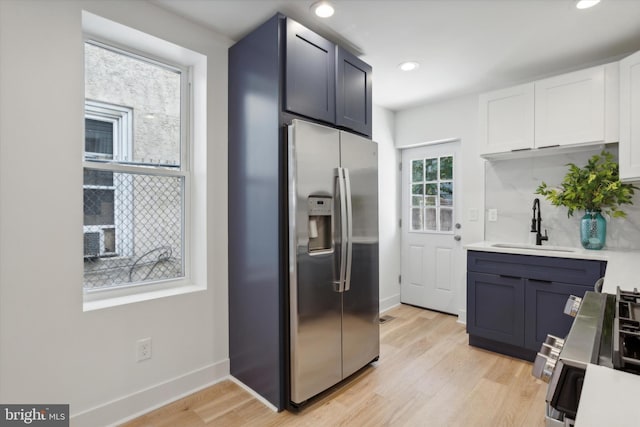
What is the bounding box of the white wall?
[0,1,230,425]
[373,106,401,312]
[395,94,485,322]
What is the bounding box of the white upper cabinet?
[478,83,534,156]
[535,64,618,148]
[620,50,640,182]
[479,63,619,158]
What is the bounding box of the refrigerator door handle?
[335,167,348,292]
[343,168,353,292]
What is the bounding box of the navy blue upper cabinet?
[336,47,372,137]
[284,17,372,137]
[285,18,336,124]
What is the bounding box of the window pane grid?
[409,155,454,232]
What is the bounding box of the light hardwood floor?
[123,304,546,426]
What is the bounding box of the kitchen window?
[83,40,188,292]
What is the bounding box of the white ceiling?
[153,0,640,111]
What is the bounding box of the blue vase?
[580,210,606,250]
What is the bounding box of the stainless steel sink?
[491,243,576,253]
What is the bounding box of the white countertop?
[574,364,640,426]
[465,241,640,293]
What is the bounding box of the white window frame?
[82,11,207,311]
[84,100,133,161]
[82,38,191,295]
[84,101,135,258]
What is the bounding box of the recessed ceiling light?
[399,61,420,72]
[576,0,600,9]
[311,1,335,18]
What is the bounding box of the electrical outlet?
[468,208,479,222]
[488,209,498,222]
[136,337,152,362]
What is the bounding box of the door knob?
[454,235,461,241]
[455,223,461,229]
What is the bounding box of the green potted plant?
[536,151,637,250]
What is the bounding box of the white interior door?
[400,142,462,315]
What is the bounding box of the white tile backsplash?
[484,146,640,250]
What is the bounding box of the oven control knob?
[532,353,556,383]
[564,295,582,317]
[544,334,565,350]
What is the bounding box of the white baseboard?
[379,293,401,313]
[71,359,229,427]
[457,309,467,325]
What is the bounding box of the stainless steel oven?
[533,287,640,426]
[532,291,615,426]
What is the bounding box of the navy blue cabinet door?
[467,272,525,347]
[524,280,590,351]
[285,18,336,124]
[336,47,372,137]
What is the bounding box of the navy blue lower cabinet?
[466,250,606,361]
[524,280,589,351]
[467,272,524,347]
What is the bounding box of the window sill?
[82,282,206,312]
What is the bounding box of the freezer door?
[288,120,343,404]
[340,130,380,378]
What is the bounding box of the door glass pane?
[440,156,453,180]
[425,208,437,231]
[425,158,438,181]
[440,208,453,232]
[411,208,423,231]
[412,159,423,182]
[408,153,455,233]
[440,182,453,206]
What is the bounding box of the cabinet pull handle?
[530,278,553,284]
[499,274,520,280]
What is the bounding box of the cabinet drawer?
[467,250,605,287]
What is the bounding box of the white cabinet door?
[620,50,640,181]
[478,83,534,156]
[534,66,606,148]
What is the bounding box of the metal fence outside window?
[83,171,184,290]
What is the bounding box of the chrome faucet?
[531,198,549,246]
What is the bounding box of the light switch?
[488,209,498,222]
[468,208,479,222]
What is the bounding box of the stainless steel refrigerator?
[287,119,379,405]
